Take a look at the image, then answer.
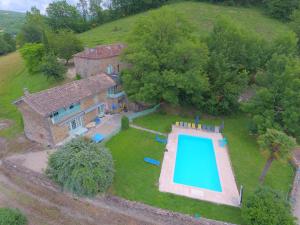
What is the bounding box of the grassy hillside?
[0,52,61,138]
[79,1,291,46]
[0,10,25,35]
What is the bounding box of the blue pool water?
[173,134,222,192]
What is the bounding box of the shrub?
[0,208,27,225]
[75,74,82,80]
[46,138,114,197]
[242,186,296,225]
[121,116,129,130]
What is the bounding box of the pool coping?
[159,126,240,207]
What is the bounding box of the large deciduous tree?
[242,186,296,225]
[258,129,296,183]
[49,30,83,64]
[121,9,209,108]
[205,18,268,115]
[16,7,47,46]
[46,0,87,33]
[243,54,300,138]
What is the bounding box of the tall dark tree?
[46,0,87,32]
[16,7,46,46]
[0,33,16,55]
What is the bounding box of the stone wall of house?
[17,101,53,146]
[81,92,110,124]
[74,56,127,78]
[84,109,98,125]
[49,122,69,145]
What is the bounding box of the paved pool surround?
[159,126,240,207]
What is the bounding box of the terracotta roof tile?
[74,43,125,60]
[18,73,115,116]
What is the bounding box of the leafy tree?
[263,0,299,21]
[0,33,16,55]
[16,7,47,46]
[46,138,114,197]
[40,54,66,80]
[46,0,87,33]
[258,129,296,183]
[49,30,83,64]
[205,18,268,115]
[89,0,105,23]
[19,43,45,73]
[194,0,261,5]
[0,208,27,225]
[243,54,300,138]
[77,0,89,21]
[122,9,209,108]
[242,186,296,225]
[17,24,44,46]
[111,0,168,17]
[270,31,298,56]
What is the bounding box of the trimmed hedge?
[121,116,129,130]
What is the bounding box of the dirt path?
[0,159,231,225]
[130,124,167,136]
[0,169,154,225]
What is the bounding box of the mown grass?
[79,1,290,47]
[106,113,294,224]
[0,52,61,138]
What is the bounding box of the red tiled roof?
[74,43,125,59]
[16,73,115,116]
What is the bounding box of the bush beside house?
[46,138,114,197]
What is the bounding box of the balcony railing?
[107,91,125,99]
[51,104,81,124]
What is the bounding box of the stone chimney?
[23,88,30,96]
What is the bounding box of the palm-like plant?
[258,129,296,183]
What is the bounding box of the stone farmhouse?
[14,73,125,147]
[74,43,126,78]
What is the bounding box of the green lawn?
[106,113,295,224]
[0,52,61,138]
[79,1,290,47]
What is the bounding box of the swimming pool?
[173,134,222,192]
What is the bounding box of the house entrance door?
[98,104,105,117]
[69,117,83,131]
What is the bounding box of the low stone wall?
[1,158,235,225]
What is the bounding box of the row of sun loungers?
[175,122,221,133]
